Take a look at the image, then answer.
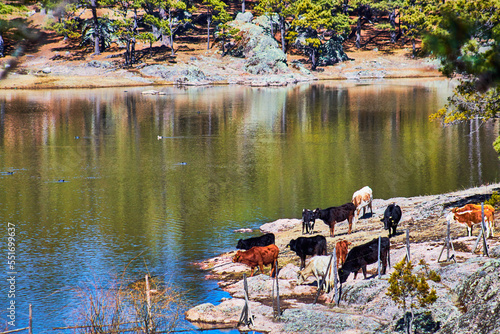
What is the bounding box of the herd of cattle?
[232,186,496,291]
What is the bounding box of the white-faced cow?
[288,235,327,270]
[338,237,390,284]
[380,203,402,238]
[352,186,373,223]
[313,203,356,237]
[302,209,315,235]
[446,204,495,238]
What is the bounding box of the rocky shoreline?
[187,183,500,333]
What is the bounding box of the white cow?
[352,186,373,225]
[297,255,335,293]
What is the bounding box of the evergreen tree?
[201,0,229,51]
[288,0,350,70]
[399,0,439,55]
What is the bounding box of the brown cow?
[232,244,279,277]
[447,204,495,238]
[335,240,351,268]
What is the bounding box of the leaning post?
[377,236,382,278]
[405,228,410,262]
[481,203,489,257]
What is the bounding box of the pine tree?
[387,259,439,334]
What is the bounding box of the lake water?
[1,79,499,332]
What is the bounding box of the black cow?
[338,237,390,283]
[381,204,402,238]
[288,235,327,269]
[236,233,275,250]
[302,209,315,234]
[313,203,356,237]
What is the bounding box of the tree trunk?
[342,0,348,15]
[125,40,130,66]
[169,8,175,56]
[389,10,396,43]
[279,16,286,53]
[131,8,137,64]
[90,0,100,55]
[356,16,361,49]
[310,48,317,71]
[0,34,4,57]
[207,14,211,51]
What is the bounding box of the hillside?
[0,7,443,89]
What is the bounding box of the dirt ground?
[0,9,443,89]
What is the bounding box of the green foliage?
[287,0,350,69]
[486,191,500,207]
[81,16,115,50]
[0,2,28,15]
[425,0,500,124]
[387,259,439,333]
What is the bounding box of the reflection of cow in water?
[338,237,390,284]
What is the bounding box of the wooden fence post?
[438,220,456,263]
[28,304,32,334]
[145,274,152,330]
[275,260,280,317]
[405,228,410,262]
[377,236,382,278]
[238,274,253,327]
[481,203,489,257]
[314,249,335,304]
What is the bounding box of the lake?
[0,79,499,332]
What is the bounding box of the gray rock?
[140,65,209,84]
[490,245,500,258]
[42,67,51,74]
[440,259,500,334]
[228,19,289,75]
[235,12,253,23]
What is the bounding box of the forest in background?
[0,0,499,136]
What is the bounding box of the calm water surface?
[0,79,499,332]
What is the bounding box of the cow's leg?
[362,265,367,279]
[250,267,255,277]
[348,215,353,234]
[467,226,472,237]
[301,256,306,270]
[330,224,335,238]
[353,270,359,279]
[392,225,397,237]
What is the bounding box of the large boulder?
[228,18,288,74]
[439,259,500,333]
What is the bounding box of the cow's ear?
[303,208,306,213]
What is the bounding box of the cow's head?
[312,208,321,219]
[446,212,456,224]
[380,216,393,230]
[297,271,306,285]
[338,268,349,284]
[288,239,297,251]
[233,251,242,263]
[236,239,244,249]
